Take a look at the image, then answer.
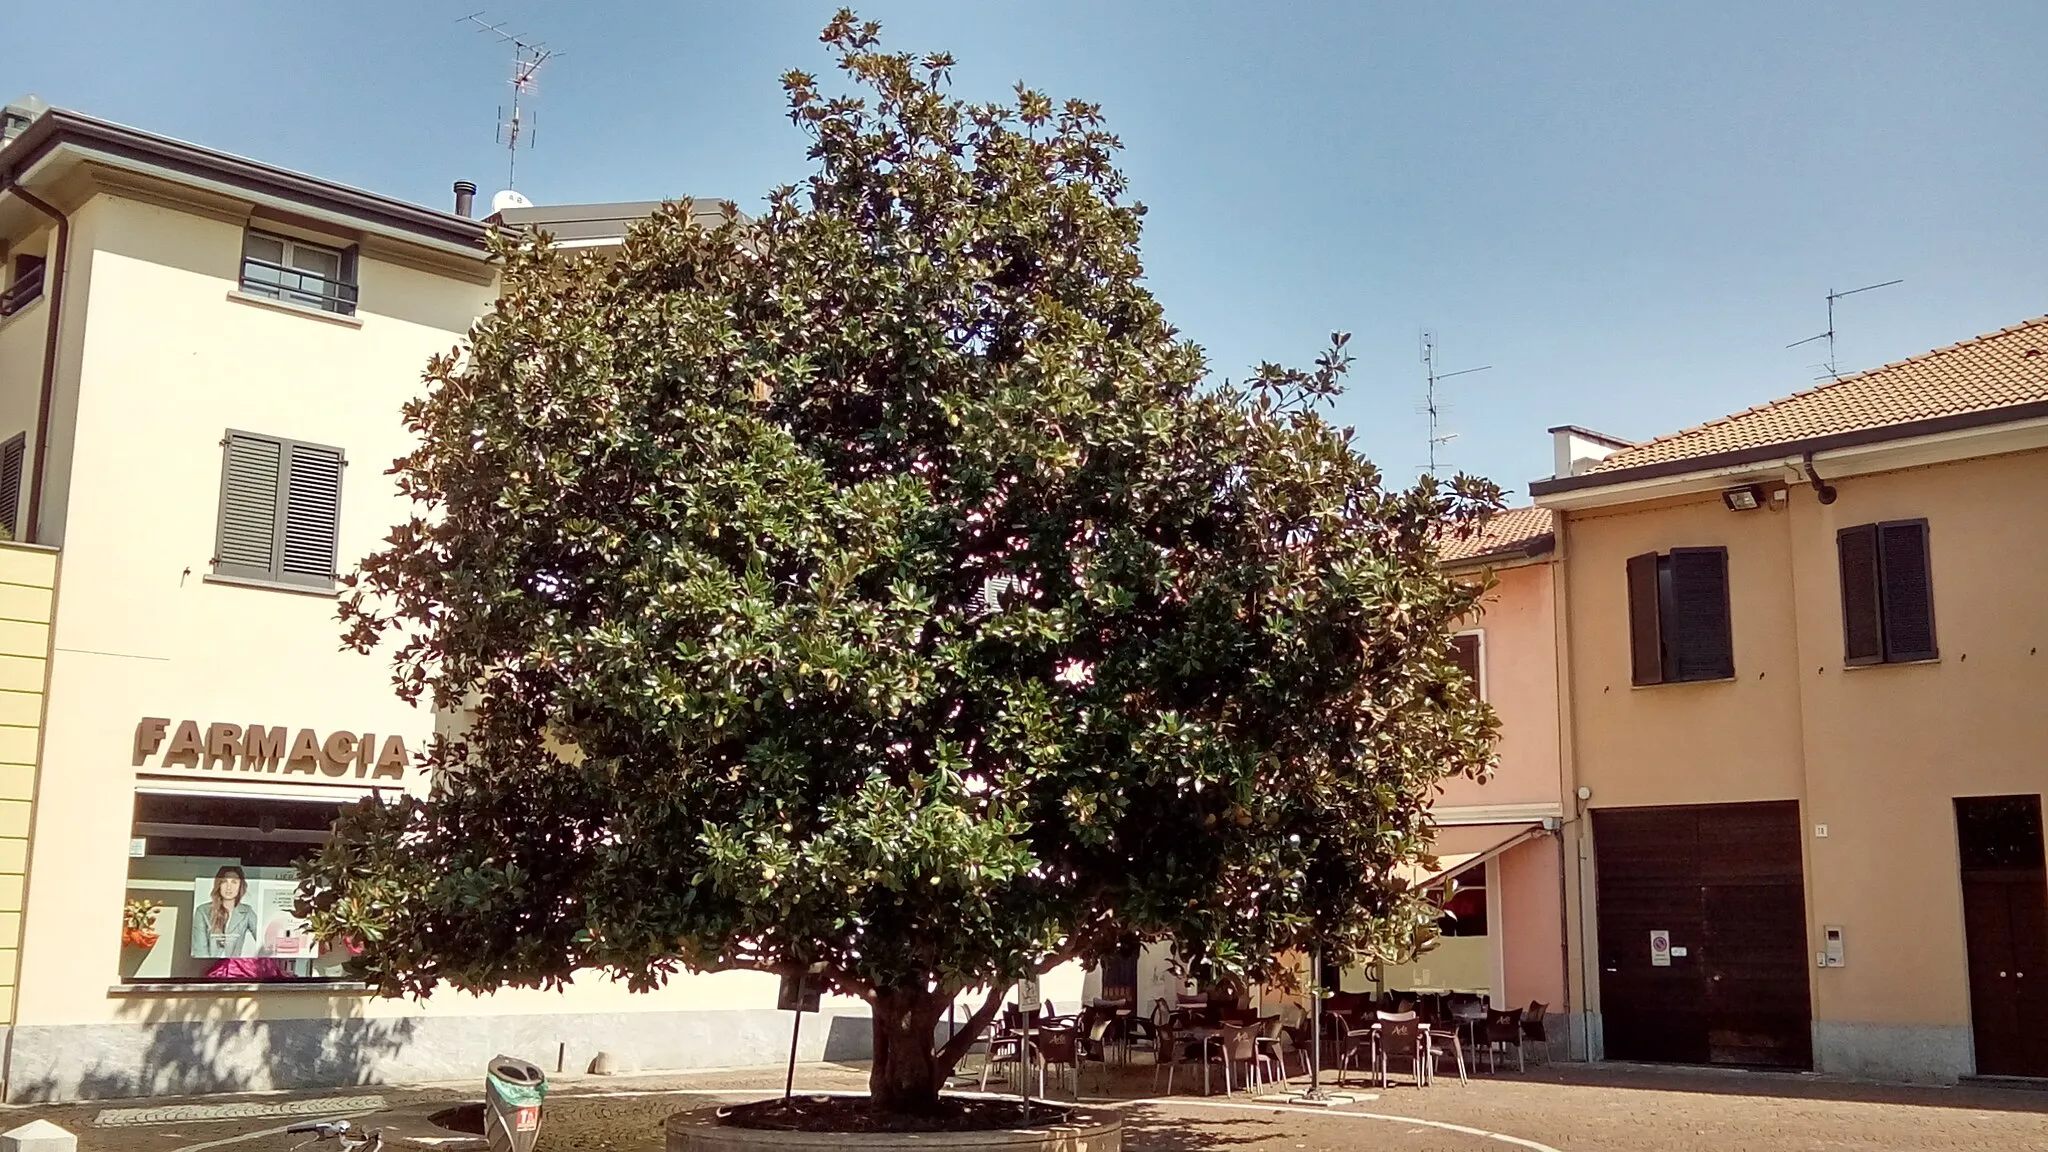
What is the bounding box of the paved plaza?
[12,1059,2047,1152]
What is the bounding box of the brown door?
[1955,795,2048,1077]
[1594,801,1812,1068]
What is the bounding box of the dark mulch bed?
[426,1104,486,1135]
[720,1095,1075,1134]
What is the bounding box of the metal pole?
[783,979,803,1106]
[1020,1008,1035,1123]
[1309,948,1323,1093]
[1285,946,1354,1106]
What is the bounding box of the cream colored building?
[0,108,868,1102]
[1536,317,2048,1082]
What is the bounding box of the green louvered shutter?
[215,433,283,578]
[0,433,25,541]
[279,442,344,586]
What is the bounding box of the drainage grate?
[95,1095,388,1127]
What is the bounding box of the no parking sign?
[1650,929,1671,967]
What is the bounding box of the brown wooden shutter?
[0,433,24,541]
[1668,547,1733,681]
[1450,633,1482,696]
[1837,524,1883,665]
[1626,552,1664,685]
[1877,519,1936,662]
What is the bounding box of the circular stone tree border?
[664,1101,1122,1152]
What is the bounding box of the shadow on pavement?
[1117,1106,1273,1150]
[1516,1061,2048,1115]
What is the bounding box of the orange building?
[1534,316,2048,1082]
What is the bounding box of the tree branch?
[931,980,1012,1075]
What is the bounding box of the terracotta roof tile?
[1439,505,1555,565]
[1589,315,2048,473]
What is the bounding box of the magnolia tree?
[301,12,1501,1117]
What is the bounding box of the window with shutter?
[1668,547,1733,681]
[1626,546,1734,685]
[0,433,24,541]
[1877,521,1936,661]
[1835,518,1937,665]
[1843,518,1933,664]
[1626,552,1665,686]
[1450,632,1483,699]
[213,431,344,589]
[1837,524,1883,665]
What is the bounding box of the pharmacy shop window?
[122,792,357,985]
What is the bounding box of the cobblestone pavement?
[10,1060,2047,1152]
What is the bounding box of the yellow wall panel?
[0,763,31,802]
[0,837,23,873]
[0,800,27,838]
[0,584,54,625]
[0,656,45,694]
[0,874,20,912]
[0,620,50,660]
[0,691,42,728]
[0,727,39,767]
[0,547,58,590]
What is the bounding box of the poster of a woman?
[190,865,260,959]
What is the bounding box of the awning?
[1398,821,1547,889]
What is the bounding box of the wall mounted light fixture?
[1722,484,1764,511]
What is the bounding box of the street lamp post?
[1284,946,1355,1107]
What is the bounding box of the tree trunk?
[868,987,951,1116]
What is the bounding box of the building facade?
[1083,506,1576,1049]
[1536,317,2048,1082]
[1412,506,1571,1047]
[0,109,869,1102]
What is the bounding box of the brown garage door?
[1593,801,1812,1069]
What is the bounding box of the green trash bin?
[484,1055,548,1152]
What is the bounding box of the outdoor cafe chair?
[1521,1002,1551,1065]
[1117,1004,1156,1065]
[1371,1011,1430,1088]
[1255,1013,1298,1082]
[977,1020,1027,1092]
[1425,1019,1469,1085]
[1153,1009,1197,1093]
[1208,1021,1277,1096]
[1031,1026,1081,1099]
[1482,1008,1526,1073]
[1334,1013,1379,1086]
[1078,1017,1116,1094]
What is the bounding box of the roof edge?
[1530,398,2048,497]
[1440,532,1557,570]
[1,108,487,252]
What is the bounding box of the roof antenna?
[1419,328,1491,477]
[1786,280,1902,381]
[463,12,557,194]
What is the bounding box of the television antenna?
[1786,279,1902,381]
[1419,328,1491,476]
[463,12,557,189]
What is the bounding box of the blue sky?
[12,2,2047,494]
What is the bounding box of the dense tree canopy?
[302,11,1502,1115]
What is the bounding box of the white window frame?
[239,229,358,316]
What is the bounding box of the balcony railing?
[0,270,44,318]
[238,256,358,316]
